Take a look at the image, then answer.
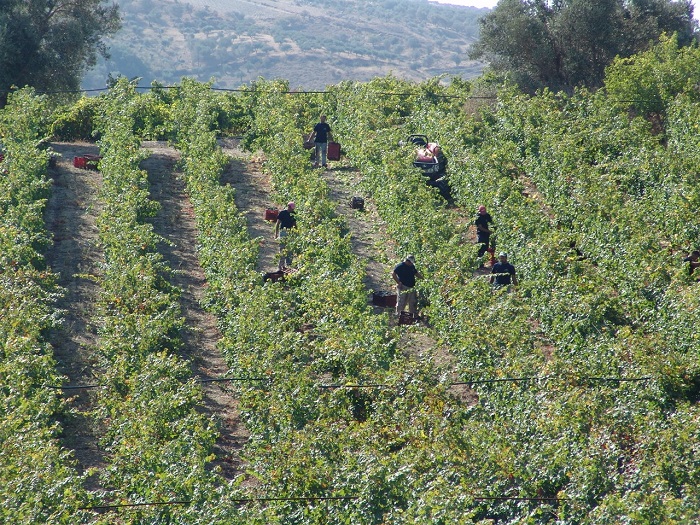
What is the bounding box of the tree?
[0,0,121,107]
[470,0,698,93]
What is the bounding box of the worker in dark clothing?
[275,201,296,270]
[475,205,493,259]
[683,250,700,277]
[309,115,333,168]
[392,255,423,319]
[490,252,518,289]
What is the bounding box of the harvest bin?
[73,154,102,170]
[327,141,341,161]
[372,291,397,307]
[398,311,419,325]
[350,196,364,210]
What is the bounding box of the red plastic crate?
[73,154,102,170]
[265,208,279,221]
[327,141,341,161]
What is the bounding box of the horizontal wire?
[3,85,647,104]
[321,375,653,389]
[80,495,358,511]
[452,375,652,385]
[473,496,564,501]
[81,500,191,511]
[48,377,268,390]
[2,85,483,99]
[197,377,268,383]
[48,375,653,391]
[79,494,566,511]
[319,383,394,389]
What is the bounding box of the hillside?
[82,0,488,90]
[6,35,700,523]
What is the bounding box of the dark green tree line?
[470,0,697,93]
[0,0,120,107]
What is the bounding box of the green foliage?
[0,0,121,107]
[605,33,700,117]
[0,87,88,523]
[6,34,700,522]
[471,0,698,93]
[49,96,103,141]
[80,78,230,522]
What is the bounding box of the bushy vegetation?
[3,34,700,523]
[0,0,120,107]
[471,0,698,93]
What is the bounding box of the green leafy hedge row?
[0,89,87,524]
[329,37,700,523]
[171,78,491,524]
[84,79,227,524]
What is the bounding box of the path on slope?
[217,138,279,274]
[141,141,247,481]
[322,166,397,300]
[45,142,106,489]
[321,165,454,367]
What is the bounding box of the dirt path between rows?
[46,141,251,486]
[45,138,473,490]
[45,142,106,488]
[323,166,397,300]
[141,141,247,480]
[320,165,454,371]
[218,138,279,274]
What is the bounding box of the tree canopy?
[469,0,698,93]
[0,0,120,106]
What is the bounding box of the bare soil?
[217,138,279,273]
[322,166,397,299]
[45,139,475,492]
[141,141,248,480]
[45,142,106,488]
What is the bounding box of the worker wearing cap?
[392,255,423,319]
[490,252,518,289]
[475,204,493,259]
[275,202,296,270]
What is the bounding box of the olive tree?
[0,0,121,106]
[470,0,697,93]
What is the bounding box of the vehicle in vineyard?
[404,134,450,199]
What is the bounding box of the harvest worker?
[275,201,296,271]
[475,204,493,260]
[490,252,518,289]
[309,115,333,168]
[392,255,423,319]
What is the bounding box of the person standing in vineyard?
[490,252,517,289]
[392,255,423,319]
[309,115,333,168]
[275,201,296,270]
[475,205,493,262]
